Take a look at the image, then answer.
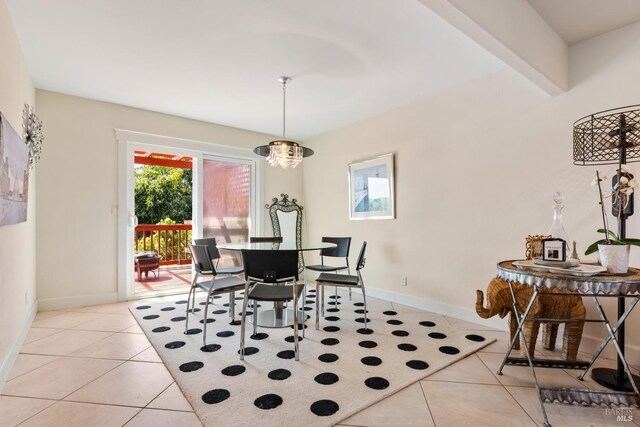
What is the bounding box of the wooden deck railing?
[135,224,192,265]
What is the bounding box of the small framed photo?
[348,153,395,220]
[542,238,566,262]
[525,235,551,260]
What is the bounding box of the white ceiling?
[527,0,640,45]
[6,0,504,140]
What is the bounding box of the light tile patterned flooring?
[1,294,637,426]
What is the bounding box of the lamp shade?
[573,105,640,166]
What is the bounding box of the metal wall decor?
[22,104,44,169]
[266,193,304,272]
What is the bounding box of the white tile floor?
[1,296,637,427]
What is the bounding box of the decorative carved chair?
[266,194,304,273]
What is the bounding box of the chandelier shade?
[254,76,313,169]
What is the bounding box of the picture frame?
[542,238,566,262]
[525,235,551,260]
[0,112,30,227]
[348,153,395,220]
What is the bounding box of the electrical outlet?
[401,275,407,286]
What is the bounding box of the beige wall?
[303,21,640,362]
[0,0,36,383]
[35,90,302,308]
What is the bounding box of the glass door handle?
[129,214,138,228]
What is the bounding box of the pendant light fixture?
[254,76,313,169]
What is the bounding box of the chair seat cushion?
[196,276,246,293]
[306,264,348,272]
[248,283,305,301]
[316,273,359,286]
[216,266,244,275]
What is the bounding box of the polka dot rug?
[131,289,494,427]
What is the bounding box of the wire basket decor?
[573,105,640,166]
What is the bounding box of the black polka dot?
[308,289,316,293]
[466,334,486,342]
[361,356,382,366]
[327,308,339,313]
[359,340,378,348]
[185,328,202,335]
[199,318,215,324]
[310,399,339,416]
[165,341,185,349]
[301,306,313,311]
[354,309,368,314]
[171,316,186,322]
[318,353,339,363]
[175,300,188,304]
[289,323,307,330]
[152,326,170,333]
[187,308,201,313]
[254,394,283,410]
[277,350,295,359]
[406,360,429,370]
[429,332,447,339]
[241,311,253,316]
[221,365,246,376]
[251,332,269,340]
[365,377,389,390]
[199,302,207,306]
[305,300,315,305]
[235,296,244,300]
[439,346,460,355]
[419,321,436,327]
[325,316,340,322]
[383,310,397,316]
[230,320,242,326]
[284,335,303,343]
[357,328,373,335]
[217,331,234,337]
[161,307,175,311]
[136,305,151,310]
[222,303,230,307]
[328,295,341,299]
[268,369,291,380]
[212,310,227,315]
[212,295,222,299]
[143,315,159,320]
[354,302,364,307]
[398,343,417,351]
[392,330,409,337]
[387,319,403,325]
[321,338,340,346]
[202,389,230,404]
[239,347,259,356]
[180,361,204,372]
[354,317,368,323]
[328,301,340,306]
[314,373,339,385]
[324,326,340,333]
[200,344,221,353]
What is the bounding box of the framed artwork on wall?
[348,153,395,220]
[0,112,29,227]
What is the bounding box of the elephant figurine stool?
[476,277,586,361]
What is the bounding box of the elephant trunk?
[476,290,499,318]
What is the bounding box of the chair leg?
[315,282,320,330]
[253,300,258,337]
[228,293,234,318]
[230,292,235,319]
[203,289,214,346]
[361,283,368,330]
[293,281,299,361]
[184,274,198,333]
[240,295,249,361]
[301,282,306,339]
[321,285,325,317]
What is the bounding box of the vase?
[598,244,630,274]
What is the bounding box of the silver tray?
[533,259,580,268]
[514,260,606,276]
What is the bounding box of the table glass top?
[217,241,337,251]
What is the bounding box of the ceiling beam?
[419,0,568,96]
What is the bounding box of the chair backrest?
[320,236,351,258]
[190,244,216,275]
[356,241,367,271]
[193,238,221,260]
[250,236,283,243]
[241,249,298,283]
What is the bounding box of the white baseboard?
[0,301,37,393]
[37,292,119,311]
[362,286,640,366]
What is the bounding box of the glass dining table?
[217,240,337,327]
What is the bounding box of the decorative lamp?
[254,77,313,169]
[573,105,640,391]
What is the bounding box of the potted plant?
[585,166,640,273]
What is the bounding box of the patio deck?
[134,264,193,294]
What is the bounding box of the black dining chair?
[249,236,283,243]
[315,241,367,330]
[186,244,246,345]
[193,238,244,276]
[239,249,305,360]
[306,237,352,312]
